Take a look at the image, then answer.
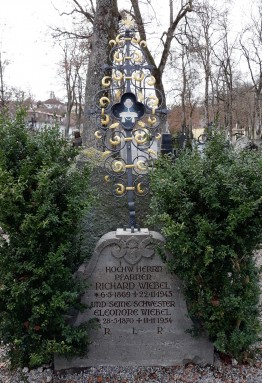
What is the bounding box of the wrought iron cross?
[94,16,166,232]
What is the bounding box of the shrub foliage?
[149,133,262,359]
[0,109,93,368]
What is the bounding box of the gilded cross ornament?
[93,17,167,232]
[121,15,135,29]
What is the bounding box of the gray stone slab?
[55,229,213,369]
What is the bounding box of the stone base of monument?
[54,229,213,370]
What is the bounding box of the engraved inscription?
[89,260,176,333]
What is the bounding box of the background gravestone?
[55,229,214,369]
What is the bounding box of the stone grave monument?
[54,16,214,370]
[55,229,213,369]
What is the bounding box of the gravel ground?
[1,357,262,383]
[1,335,262,383]
[52,360,262,383]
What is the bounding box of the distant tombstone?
[177,132,188,149]
[55,229,213,369]
[233,135,250,151]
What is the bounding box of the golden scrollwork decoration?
[115,34,124,45]
[147,75,156,86]
[109,39,116,47]
[115,183,126,196]
[112,160,125,172]
[109,122,120,130]
[137,91,144,103]
[148,95,159,107]
[134,176,150,197]
[92,15,168,230]
[109,135,121,146]
[112,71,123,81]
[147,115,157,126]
[134,131,148,145]
[95,131,102,139]
[136,160,148,171]
[137,182,144,194]
[113,51,123,63]
[132,34,141,44]
[137,121,146,128]
[133,72,145,82]
[101,114,110,126]
[147,148,157,157]
[102,76,111,87]
[114,89,121,102]
[99,96,110,107]
[102,150,112,158]
[133,51,143,63]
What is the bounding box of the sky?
[0,0,70,101]
[0,0,250,102]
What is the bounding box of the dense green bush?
[149,132,262,360]
[0,109,94,368]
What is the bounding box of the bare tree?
[233,81,253,137]
[170,18,201,137]
[52,1,96,138]
[52,0,119,145]
[130,0,193,109]
[51,0,94,41]
[75,71,85,130]
[53,1,193,145]
[58,40,88,137]
[212,12,238,136]
[0,51,9,107]
[240,5,262,140]
[184,1,222,129]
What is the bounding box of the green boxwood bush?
[149,132,262,360]
[0,109,94,368]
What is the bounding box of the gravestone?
[55,229,213,369]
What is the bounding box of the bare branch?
[90,0,95,14]
[130,0,156,68]
[158,1,193,76]
[51,26,92,41]
[72,0,94,24]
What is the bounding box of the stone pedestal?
[55,229,213,369]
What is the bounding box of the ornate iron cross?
[94,16,165,232]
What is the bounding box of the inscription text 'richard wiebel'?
[91,265,176,334]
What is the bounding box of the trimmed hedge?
[0,109,94,368]
[149,132,262,360]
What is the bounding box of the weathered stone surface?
[55,229,213,369]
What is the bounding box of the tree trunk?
[181,50,187,133]
[0,53,5,107]
[83,0,119,147]
[204,67,210,128]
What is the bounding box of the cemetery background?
[1,0,262,383]
[2,0,262,148]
